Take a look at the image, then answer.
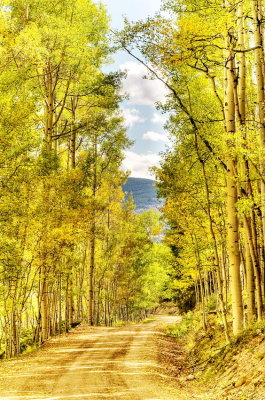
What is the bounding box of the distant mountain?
[122,177,161,213]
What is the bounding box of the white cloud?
[143,130,170,143]
[121,107,146,128]
[152,112,167,124]
[122,150,161,179]
[120,61,168,106]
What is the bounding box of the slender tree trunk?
[195,131,230,341]
[224,29,244,335]
[44,64,54,151]
[40,267,49,343]
[243,218,256,323]
[251,0,265,293]
[88,135,98,326]
[70,97,78,169]
[251,214,263,319]
[65,274,70,332]
[58,273,62,334]
[193,235,207,331]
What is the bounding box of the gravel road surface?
[0,316,190,400]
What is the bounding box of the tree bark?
[224,30,244,334]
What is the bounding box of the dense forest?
[0,0,172,359]
[118,0,265,343]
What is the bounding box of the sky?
[101,0,170,179]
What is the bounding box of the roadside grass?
[142,317,157,324]
[22,344,38,355]
[112,320,127,327]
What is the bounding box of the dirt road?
[0,316,192,400]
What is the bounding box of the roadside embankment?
[162,312,265,400]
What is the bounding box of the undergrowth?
[165,311,201,338]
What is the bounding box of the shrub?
[165,311,200,337]
[20,328,34,353]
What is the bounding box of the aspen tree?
[88,133,97,326]
[250,0,265,318]
[236,0,257,323]
[224,1,244,333]
[251,0,265,193]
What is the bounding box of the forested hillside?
[118,0,265,344]
[122,177,161,212]
[0,0,172,359]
